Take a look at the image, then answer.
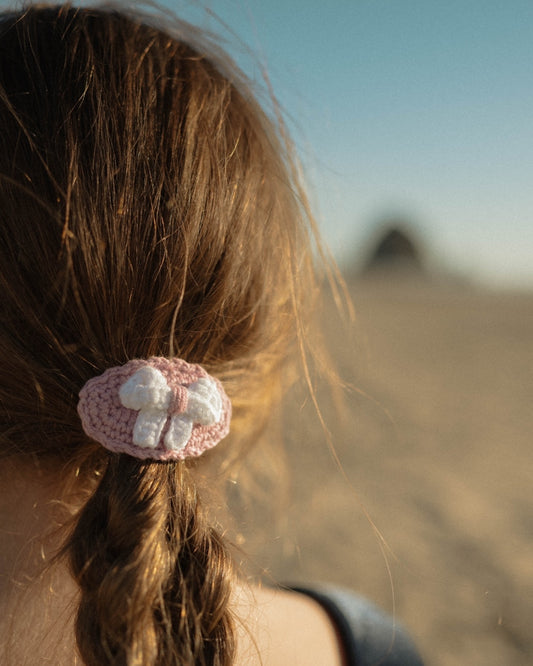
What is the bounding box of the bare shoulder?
[233,584,344,666]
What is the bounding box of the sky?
[159,0,533,288]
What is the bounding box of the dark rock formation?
[364,225,424,274]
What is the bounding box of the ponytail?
[0,5,316,663]
[68,457,235,665]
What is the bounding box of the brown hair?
[0,4,316,665]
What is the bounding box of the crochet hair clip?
[78,357,231,461]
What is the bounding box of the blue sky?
[161,0,533,287]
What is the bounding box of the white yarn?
[119,367,172,448]
[119,368,223,451]
[186,378,223,424]
[164,377,222,451]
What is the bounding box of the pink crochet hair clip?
[78,357,231,461]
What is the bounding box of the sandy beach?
[238,274,533,666]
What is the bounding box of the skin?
[233,585,345,666]
[0,461,344,666]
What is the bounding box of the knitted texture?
[77,357,231,460]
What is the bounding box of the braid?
[67,456,235,665]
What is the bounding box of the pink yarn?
[77,357,231,460]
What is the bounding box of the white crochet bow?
[118,366,223,451]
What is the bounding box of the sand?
[239,274,533,666]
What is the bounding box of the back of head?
[0,4,314,664]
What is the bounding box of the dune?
[237,275,533,666]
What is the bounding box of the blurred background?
[145,1,533,663]
[168,0,533,290]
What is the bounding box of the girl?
[0,4,423,664]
